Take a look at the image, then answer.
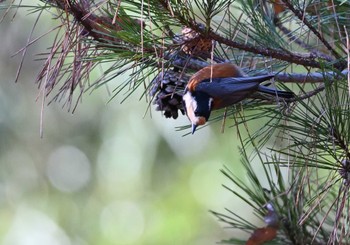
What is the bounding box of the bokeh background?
[0,2,254,244]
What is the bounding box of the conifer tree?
[1,0,350,244]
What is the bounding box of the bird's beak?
[191,124,197,134]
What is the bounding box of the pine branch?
[275,69,348,83]
[280,0,343,60]
[207,28,344,69]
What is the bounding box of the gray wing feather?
[195,75,274,98]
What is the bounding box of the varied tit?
[182,63,294,134]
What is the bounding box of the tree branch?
[275,70,348,83]
[208,29,347,70]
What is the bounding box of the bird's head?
[182,89,213,134]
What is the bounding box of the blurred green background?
[0,3,254,245]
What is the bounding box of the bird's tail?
[258,85,295,99]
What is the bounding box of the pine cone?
[174,25,214,57]
[150,69,190,119]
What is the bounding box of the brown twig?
[289,84,325,103]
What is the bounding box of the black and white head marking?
[183,90,213,128]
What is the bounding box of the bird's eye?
[194,109,200,116]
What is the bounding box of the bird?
[182,63,294,134]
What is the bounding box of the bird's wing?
[194,75,274,98]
